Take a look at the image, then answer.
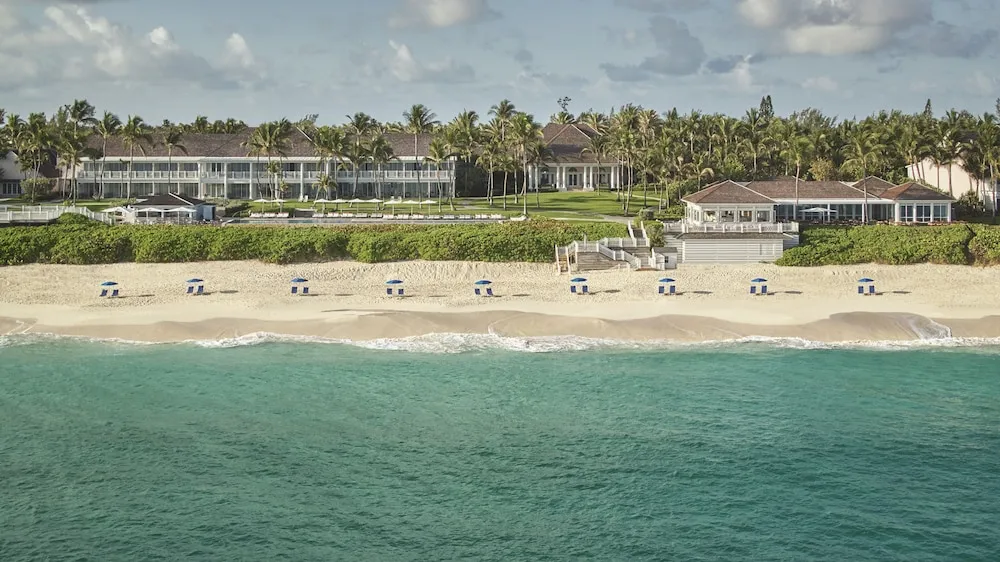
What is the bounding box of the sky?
[1,0,999,125]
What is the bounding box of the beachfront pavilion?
[682,178,954,225]
[75,129,456,201]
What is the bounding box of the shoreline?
[3,261,1000,344]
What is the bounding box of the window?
[756,210,770,222]
[721,210,735,222]
[933,204,948,221]
[739,210,753,222]
[568,173,578,186]
[900,205,914,222]
[208,163,225,173]
[704,210,717,222]
[916,205,932,223]
[1,181,21,195]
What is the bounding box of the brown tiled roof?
[745,180,871,200]
[852,176,896,196]
[542,123,600,163]
[85,130,435,159]
[879,182,954,201]
[682,180,774,204]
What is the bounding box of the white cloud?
[736,0,933,55]
[388,0,499,29]
[0,4,266,93]
[802,75,838,91]
[387,41,475,83]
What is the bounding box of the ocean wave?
[4,330,1000,354]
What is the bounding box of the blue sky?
[1,0,998,124]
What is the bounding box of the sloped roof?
[852,176,896,197]
[134,193,209,207]
[86,130,436,159]
[683,180,774,205]
[879,182,954,201]
[542,123,600,163]
[745,180,873,200]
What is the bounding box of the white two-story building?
[76,129,455,201]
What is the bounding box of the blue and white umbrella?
[186,278,204,284]
[386,279,404,285]
[571,277,587,283]
[474,280,492,285]
[659,278,675,283]
[291,277,308,283]
[858,277,875,283]
[751,278,767,283]
[100,281,118,286]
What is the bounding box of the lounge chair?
[111,289,119,298]
[750,286,757,295]
[186,286,194,295]
[196,285,205,295]
[312,213,324,218]
[868,285,876,296]
[582,285,589,295]
[291,286,298,295]
[761,285,768,295]
[302,287,309,295]
[386,287,393,296]
[858,285,864,295]
[475,288,482,296]
[99,289,108,297]
[571,285,578,294]
[486,287,494,297]
[398,288,404,296]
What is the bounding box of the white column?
[249,161,255,200]
[223,163,229,199]
[300,165,306,200]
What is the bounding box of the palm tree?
[842,126,886,222]
[344,112,376,198]
[368,133,395,200]
[510,113,543,215]
[582,133,609,194]
[403,104,439,198]
[425,136,453,208]
[95,112,122,199]
[120,115,151,199]
[449,110,479,195]
[162,127,187,194]
[781,136,814,219]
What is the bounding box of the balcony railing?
[76,170,455,182]
[663,221,799,234]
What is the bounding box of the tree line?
[2,97,999,214]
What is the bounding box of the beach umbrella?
[314,198,332,203]
[331,199,347,204]
[419,200,436,205]
[571,277,587,283]
[366,198,383,203]
[474,280,492,285]
[858,278,875,283]
[100,281,118,286]
[751,278,767,283]
[186,278,204,284]
[291,277,308,283]
[401,199,418,205]
[348,198,364,205]
[386,279,403,285]
[659,278,676,283]
[253,198,269,203]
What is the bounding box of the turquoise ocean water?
[1,335,998,561]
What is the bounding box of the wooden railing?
[662,221,799,234]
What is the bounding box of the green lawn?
[30,189,668,222]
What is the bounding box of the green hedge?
[0,216,627,265]
[776,225,978,266]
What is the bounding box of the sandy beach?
[2,261,1000,344]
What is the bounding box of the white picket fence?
[0,205,113,225]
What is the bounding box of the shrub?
[777,224,976,266]
[0,220,628,266]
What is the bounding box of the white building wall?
[908,158,981,197]
[0,152,28,181]
[680,238,785,264]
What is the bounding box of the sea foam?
[4,330,1000,354]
